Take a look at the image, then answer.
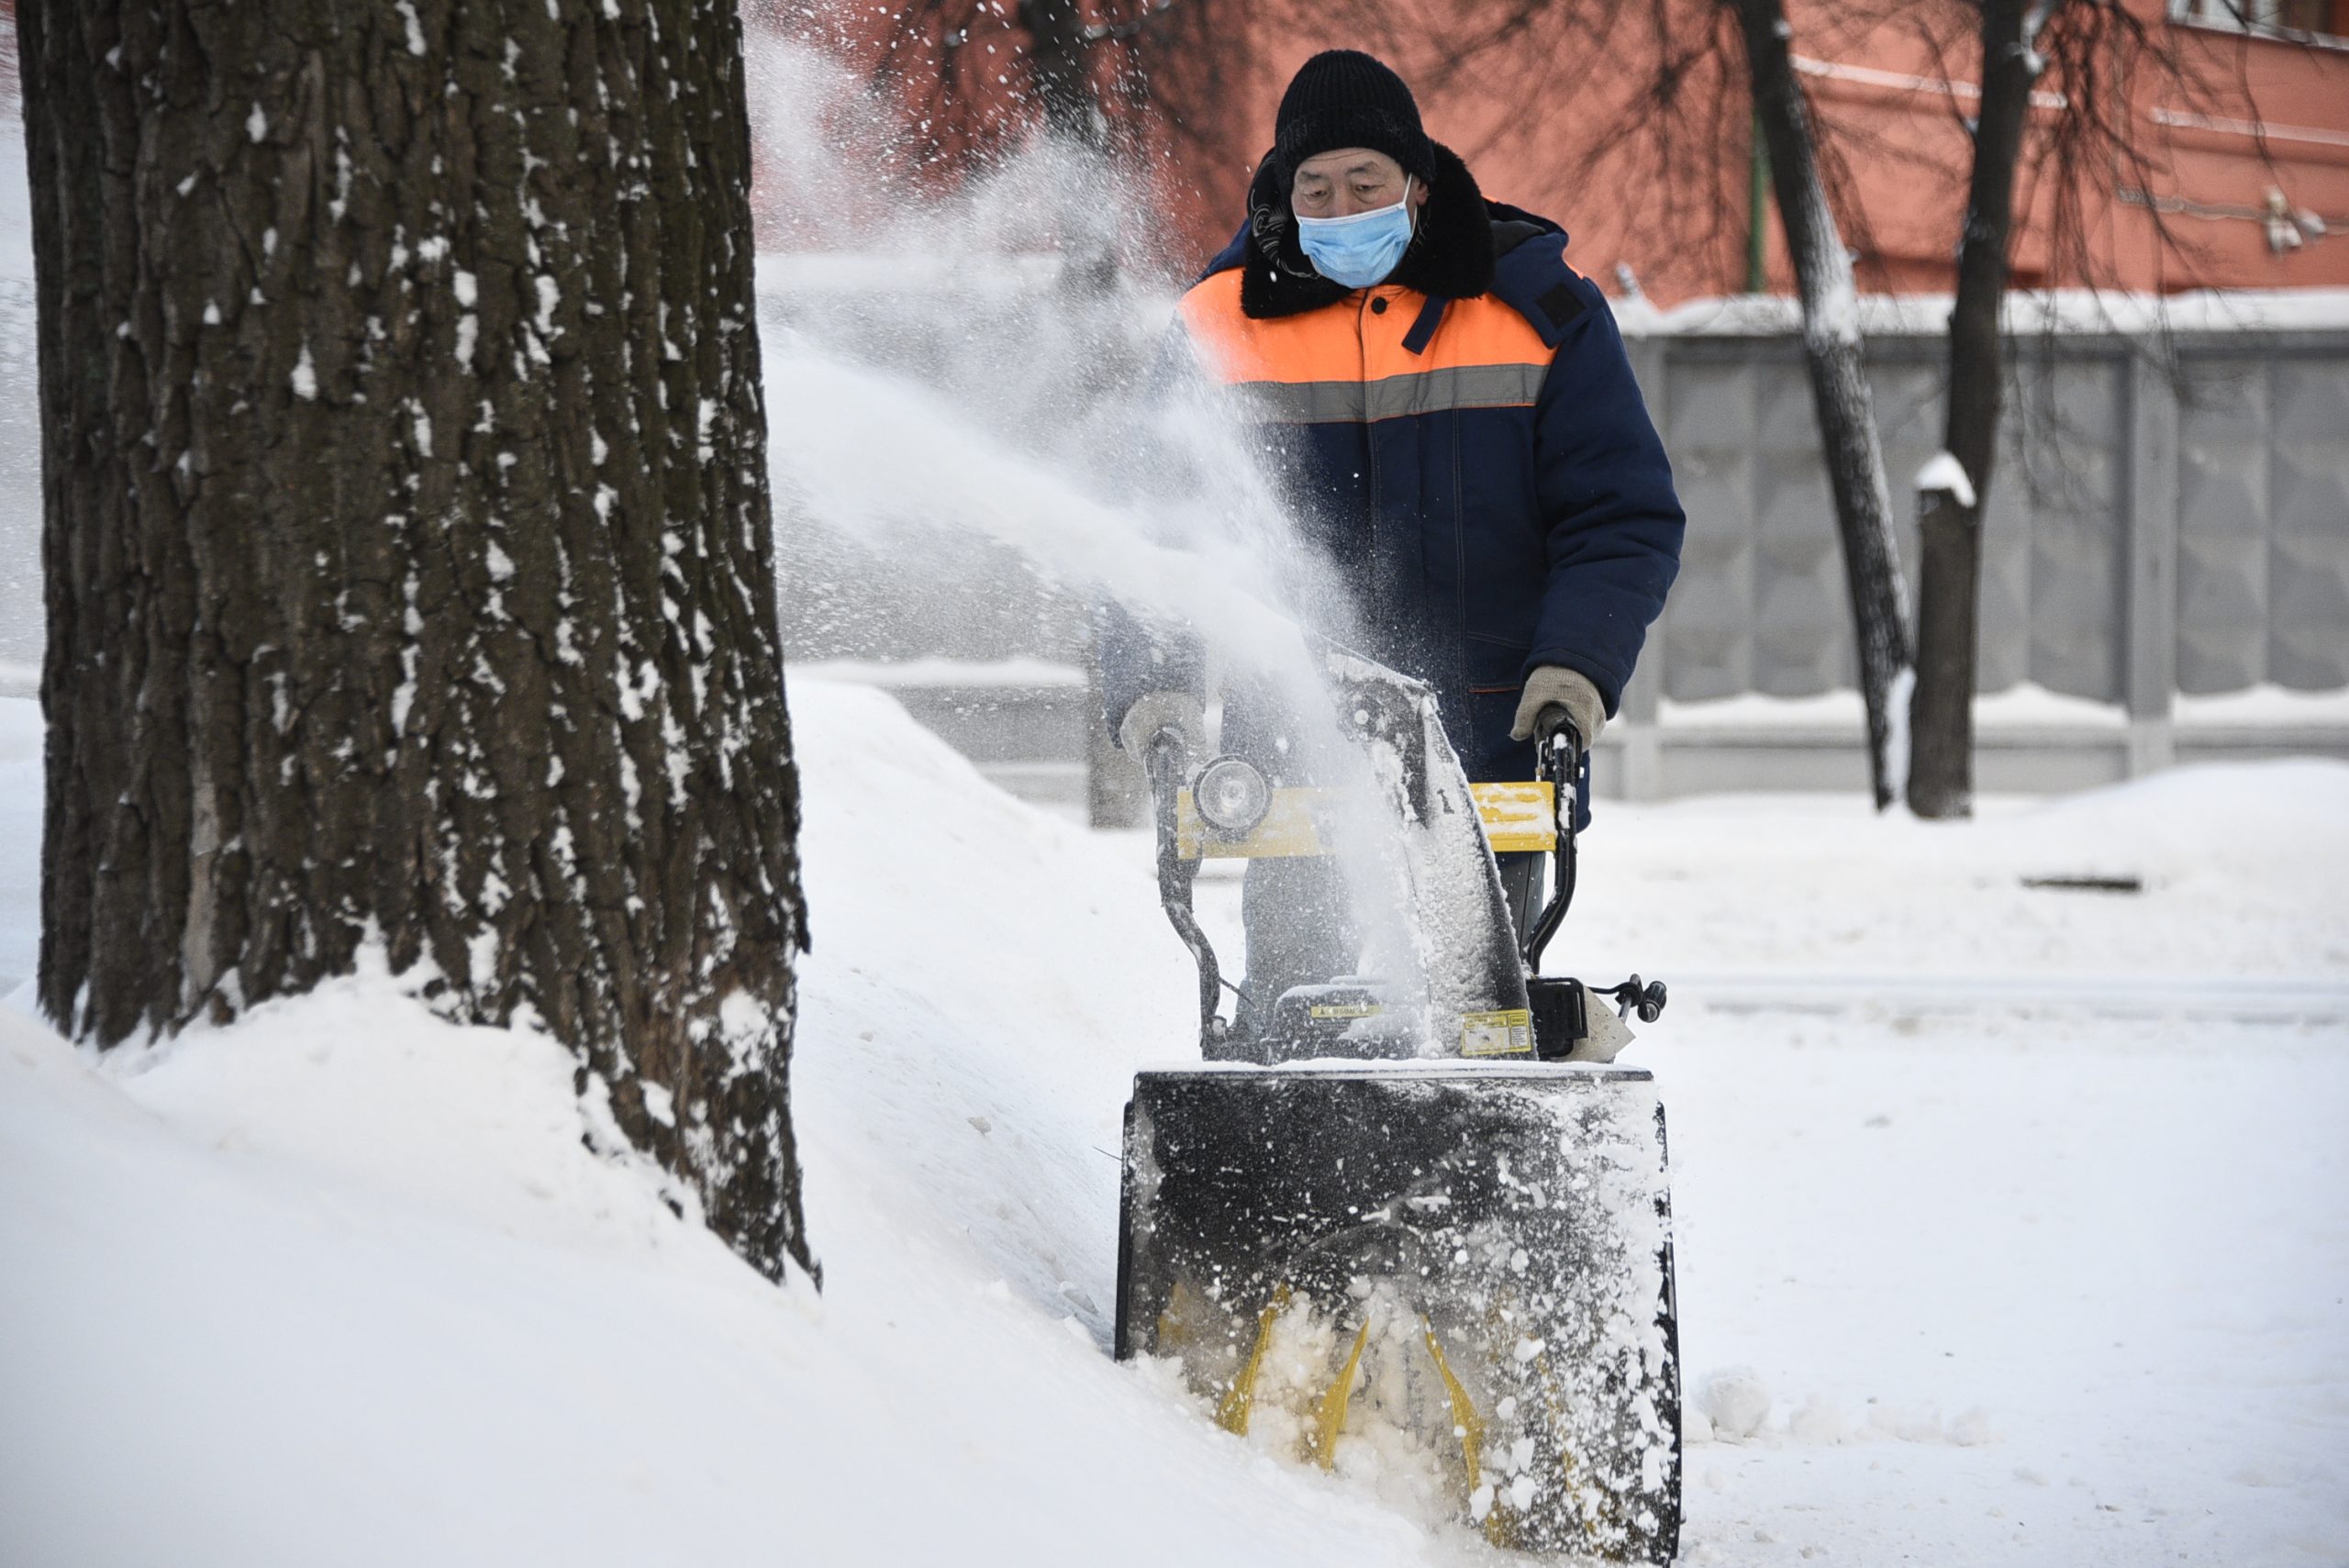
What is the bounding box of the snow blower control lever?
[1517,705,1668,1052]
[1142,728,1231,1052]
[1520,705,1583,973]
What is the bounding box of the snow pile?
[0,683,1434,1568]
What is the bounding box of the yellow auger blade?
[1425,1318,1513,1548]
[1423,1320,1485,1486]
[1310,1318,1374,1471]
[1215,1284,1291,1437]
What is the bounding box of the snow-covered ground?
[3,683,2346,1568]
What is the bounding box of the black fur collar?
[1238,141,1499,319]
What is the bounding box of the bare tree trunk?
[19,0,815,1282]
[1908,0,2054,819]
[1729,0,1912,810]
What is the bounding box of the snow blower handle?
[1141,730,1229,1052]
[1519,707,1583,972]
[1531,702,1584,762]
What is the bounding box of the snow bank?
[1655,681,2137,732]
[2176,682,2349,728]
[0,681,1435,1568]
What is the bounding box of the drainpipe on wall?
[1747,112,1771,293]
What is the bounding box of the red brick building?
[768,0,2349,306]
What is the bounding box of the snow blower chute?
[1114,648,1680,1563]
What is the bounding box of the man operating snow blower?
[1106,53,1690,1563]
[1104,49,1684,1033]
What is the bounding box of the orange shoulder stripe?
[1177,272,1553,392]
[1177,271,1358,385]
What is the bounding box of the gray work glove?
[1509,665,1606,747]
[1118,691,1207,762]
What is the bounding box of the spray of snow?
[748,38,1504,1025]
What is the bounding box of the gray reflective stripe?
[1366,361,1550,419]
[1231,380,1364,422]
[1230,362,1550,424]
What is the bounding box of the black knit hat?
[1272,50,1435,190]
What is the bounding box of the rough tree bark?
[18,0,815,1281]
[1907,0,2060,819]
[1729,0,1913,810]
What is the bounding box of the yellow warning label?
[1459,1007,1534,1057]
[1472,781,1557,854]
[1308,1002,1384,1020]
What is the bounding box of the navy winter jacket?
[1103,143,1684,785]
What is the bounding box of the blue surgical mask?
[1295,178,1416,289]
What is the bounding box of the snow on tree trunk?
[1909,0,2046,821]
[1732,0,1912,811]
[17,0,816,1282]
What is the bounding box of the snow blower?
[1114,647,1680,1562]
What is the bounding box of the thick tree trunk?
[1908,0,2051,819]
[1731,0,1913,810]
[18,0,815,1281]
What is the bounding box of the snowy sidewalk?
[1165,752,2349,1563]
